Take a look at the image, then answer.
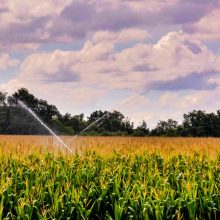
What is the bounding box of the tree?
[88,110,108,122]
[37,99,60,123]
[183,110,208,137]
[0,92,7,106]
[86,110,134,135]
[0,92,9,133]
[12,88,38,110]
[151,119,178,136]
[12,88,61,125]
[102,111,133,134]
[133,120,149,136]
[59,113,85,134]
[2,87,220,137]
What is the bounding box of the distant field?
[0,136,219,219]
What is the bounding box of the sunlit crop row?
[0,136,219,219]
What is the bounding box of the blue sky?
[1,0,220,127]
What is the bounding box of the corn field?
[0,136,219,219]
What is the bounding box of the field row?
[0,136,219,219]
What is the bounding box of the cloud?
[115,31,220,91]
[162,0,217,24]
[0,53,19,71]
[0,0,73,49]
[0,0,218,50]
[1,0,220,128]
[148,71,219,91]
[5,31,220,92]
[17,50,81,83]
[158,88,220,116]
[119,94,149,110]
[54,0,217,40]
[183,9,220,40]
[91,28,149,44]
[2,30,220,126]
[120,86,220,127]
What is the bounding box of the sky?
[0,0,220,128]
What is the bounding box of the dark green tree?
[0,92,7,106]
[133,120,149,136]
[183,110,207,137]
[2,87,220,137]
[151,119,178,136]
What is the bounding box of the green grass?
[0,152,219,219]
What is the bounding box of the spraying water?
[17,100,73,154]
[69,91,149,141]
[69,112,109,141]
[81,112,109,134]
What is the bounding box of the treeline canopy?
[1,88,220,137]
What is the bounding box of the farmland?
[0,136,219,219]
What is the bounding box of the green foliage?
[0,89,135,136]
[0,153,219,219]
[133,120,149,136]
[2,88,220,137]
[182,110,220,137]
[151,119,179,137]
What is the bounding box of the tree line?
[0,88,220,137]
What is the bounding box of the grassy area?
[0,136,219,219]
